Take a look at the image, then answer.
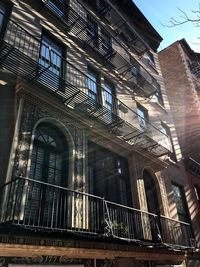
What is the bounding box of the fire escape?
[0,9,172,158]
[0,3,195,250]
[41,0,159,98]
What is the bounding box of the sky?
[133,0,200,52]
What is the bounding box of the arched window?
[24,122,68,227]
[29,122,68,185]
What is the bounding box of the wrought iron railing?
[40,0,159,97]
[0,177,194,248]
[0,11,171,157]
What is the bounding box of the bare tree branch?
[162,6,200,28]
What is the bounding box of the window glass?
[194,186,200,205]
[39,33,63,90]
[87,14,98,46]
[104,82,115,111]
[88,141,131,205]
[87,68,99,101]
[161,123,176,161]
[155,85,164,106]
[0,3,5,30]
[137,105,148,130]
[101,28,112,54]
[172,183,190,223]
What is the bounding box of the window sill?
[156,101,167,113]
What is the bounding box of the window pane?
[137,105,148,130]
[0,3,6,32]
[39,33,63,90]
[87,14,98,46]
[172,184,189,222]
[87,69,98,101]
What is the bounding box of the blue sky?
[133,0,200,52]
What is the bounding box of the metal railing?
[0,11,171,157]
[185,157,200,178]
[40,0,159,97]
[0,177,194,248]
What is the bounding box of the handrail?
[0,11,171,154]
[0,177,193,247]
[160,215,190,226]
[0,177,190,224]
[40,0,159,94]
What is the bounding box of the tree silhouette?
[166,5,200,27]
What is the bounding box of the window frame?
[172,183,190,223]
[86,14,98,47]
[0,0,12,38]
[87,67,101,103]
[136,104,149,131]
[39,30,65,91]
[161,122,176,162]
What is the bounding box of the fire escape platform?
[0,35,170,158]
[40,0,158,98]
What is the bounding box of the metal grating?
[0,12,171,157]
[0,176,194,248]
[40,0,159,98]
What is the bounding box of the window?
[172,183,190,223]
[39,32,64,90]
[143,51,155,67]
[161,123,176,161]
[104,81,116,123]
[155,85,164,106]
[26,122,68,226]
[0,2,5,31]
[104,81,115,111]
[137,104,148,131]
[194,185,200,206]
[0,1,11,38]
[130,63,138,78]
[101,28,112,55]
[87,68,100,102]
[88,141,131,205]
[87,14,98,47]
[30,122,67,184]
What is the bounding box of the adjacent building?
[0,1,197,267]
[159,39,200,267]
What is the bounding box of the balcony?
[0,12,171,157]
[185,157,200,178]
[0,177,194,249]
[40,0,159,98]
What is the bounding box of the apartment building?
[159,39,200,267]
[0,1,196,267]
